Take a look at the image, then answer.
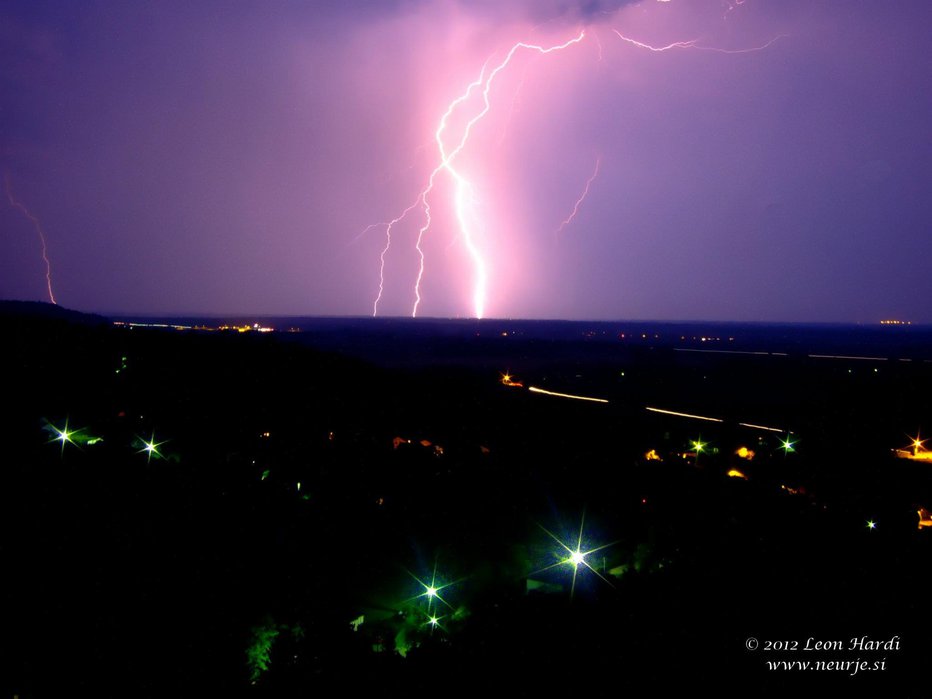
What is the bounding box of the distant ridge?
[0,300,109,325]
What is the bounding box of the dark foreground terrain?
[3,302,932,696]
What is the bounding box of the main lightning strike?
[372,31,586,319]
[369,18,783,318]
[4,174,57,304]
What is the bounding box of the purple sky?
[1,0,930,322]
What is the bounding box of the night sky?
[1,0,930,322]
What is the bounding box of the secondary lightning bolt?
[612,29,785,54]
[556,155,602,236]
[689,35,787,54]
[372,31,586,319]
[4,173,57,305]
[611,32,701,51]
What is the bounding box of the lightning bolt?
[368,15,783,319]
[350,221,390,247]
[556,155,602,236]
[594,31,604,63]
[611,32,701,52]
[372,30,587,320]
[689,35,787,54]
[612,29,785,54]
[372,197,421,316]
[4,173,57,305]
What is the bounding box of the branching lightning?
[556,155,602,236]
[367,13,784,318]
[371,31,587,319]
[692,35,787,54]
[611,32,701,52]
[4,173,57,304]
[612,29,785,54]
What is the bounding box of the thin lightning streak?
[351,221,389,246]
[689,35,787,54]
[4,174,57,305]
[612,31,701,51]
[556,155,602,236]
[612,30,785,54]
[366,140,440,311]
[373,198,422,316]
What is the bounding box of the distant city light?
[917,509,932,530]
[867,520,877,530]
[500,372,524,388]
[893,432,932,461]
[113,320,274,332]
